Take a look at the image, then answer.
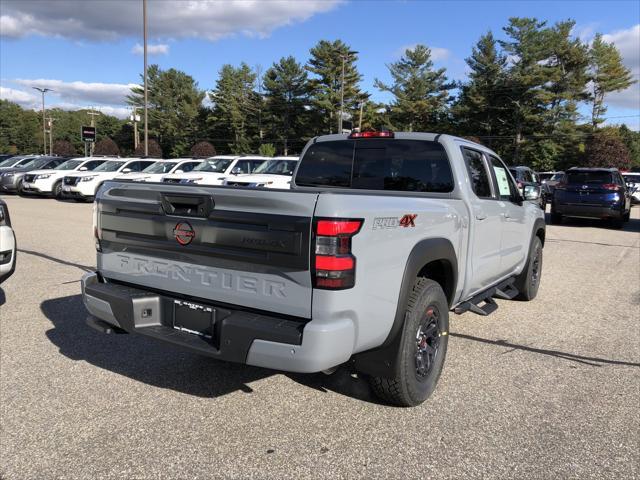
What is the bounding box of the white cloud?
[131,43,169,56]
[395,44,451,61]
[0,86,39,108]
[13,79,136,106]
[0,0,341,41]
[602,24,640,110]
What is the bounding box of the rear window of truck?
[296,139,453,192]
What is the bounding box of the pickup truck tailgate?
[96,182,318,318]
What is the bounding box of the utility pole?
[131,107,140,151]
[32,87,52,154]
[46,117,56,155]
[358,102,364,132]
[143,0,149,157]
[87,108,100,157]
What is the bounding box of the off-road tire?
[514,236,543,301]
[369,278,449,407]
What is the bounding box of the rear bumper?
[554,202,624,219]
[81,272,355,373]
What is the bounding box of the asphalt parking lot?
[0,195,638,480]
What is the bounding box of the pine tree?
[453,31,508,142]
[306,40,366,134]
[208,63,260,154]
[588,34,635,128]
[375,44,453,132]
[263,56,310,155]
[128,65,205,157]
[498,17,552,162]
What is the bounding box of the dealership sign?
[81,126,96,143]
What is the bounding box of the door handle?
[475,214,487,221]
[504,213,511,219]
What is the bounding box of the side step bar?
[454,277,519,316]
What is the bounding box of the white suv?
[62,158,156,200]
[116,158,202,183]
[21,157,108,198]
[162,156,268,186]
[223,156,299,189]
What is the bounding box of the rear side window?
[462,148,492,198]
[566,171,613,184]
[296,139,453,192]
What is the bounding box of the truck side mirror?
[78,166,88,171]
[231,167,243,175]
[523,185,541,201]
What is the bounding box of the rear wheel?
[369,278,449,407]
[514,236,543,301]
[550,204,562,224]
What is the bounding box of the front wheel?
[52,181,63,198]
[369,278,449,407]
[514,236,543,300]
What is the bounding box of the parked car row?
[0,154,300,201]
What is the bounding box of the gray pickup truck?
[82,132,546,406]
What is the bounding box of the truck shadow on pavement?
[18,249,94,272]
[451,333,640,367]
[40,294,380,402]
[41,294,276,398]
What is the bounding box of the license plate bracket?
[172,300,216,340]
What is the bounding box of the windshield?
[566,171,613,184]
[622,174,640,184]
[0,157,22,168]
[252,159,297,176]
[550,172,564,181]
[54,159,83,170]
[93,161,125,172]
[193,158,233,173]
[19,158,44,169]
[143,162,177,174]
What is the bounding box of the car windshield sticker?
[493,166,511,196]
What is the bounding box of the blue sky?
[1,0,638,128]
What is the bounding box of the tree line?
[2,17,638,171]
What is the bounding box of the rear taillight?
[313,218,363,290]
[601,183,620,191]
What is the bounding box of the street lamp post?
[143,0,149,157]
[338,50,358,134]
[32,87,52,154]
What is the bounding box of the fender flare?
[352,237,458,378]
[531,217,546,248]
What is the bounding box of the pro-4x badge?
[373,214,418,229]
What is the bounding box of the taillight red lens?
[316,255,354,271]
[313,218,363,290]
[317,220,362,236]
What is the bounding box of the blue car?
[551,168,631,228]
